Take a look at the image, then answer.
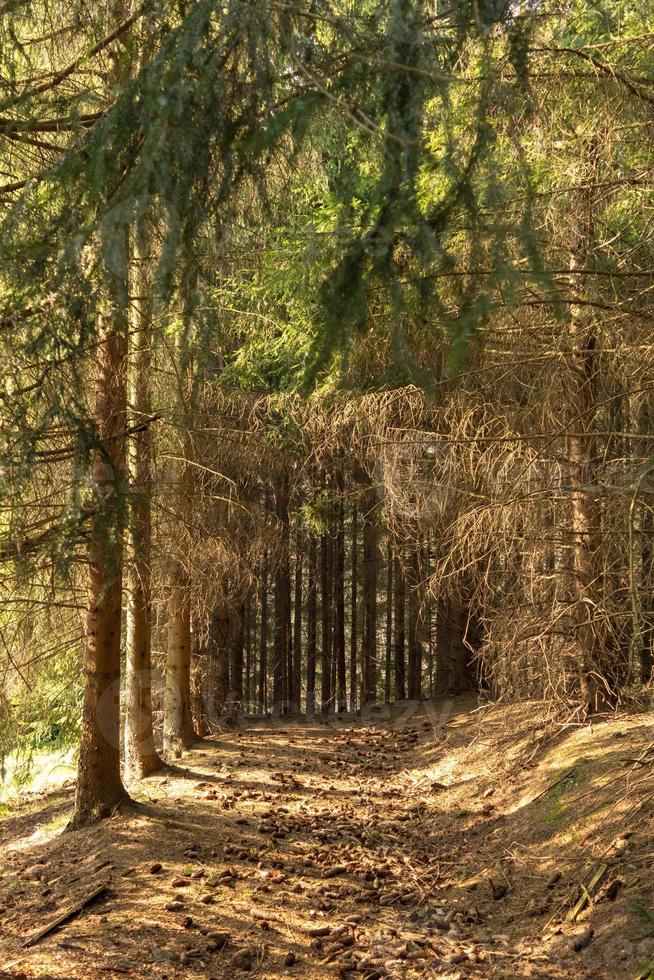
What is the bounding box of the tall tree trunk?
[385,539,393,702]
[361,489,379,706]
[293,541,303,714]
[334,493,346,713]
[306,536,317,718]
[320,524,333,715]
[72,240,130,826]
[567,144,604,710]
[349,503,358,711]
[273,482,291,716]
[407,541,424,700]
[230,600,245,702]
[245,593,254,711]
[124,234,162,780]
[72,4,133,825]
[393,550,406,700]
[258,551,268,713]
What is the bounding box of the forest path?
[1,698,652,979]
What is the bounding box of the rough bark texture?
[71,5,132,827]
[124,239,162,781]
[567,148,604,710]
[72,273,130,826]
[163,568,194,756]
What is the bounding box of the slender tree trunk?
[245,593,254,711]
[293,540,303,714]
[385,539,393,702]
[273,482,291,716]
[320,524,333,715]
[637,396,654,683]
[164,564,194,756]
[210,598,230,713]
[393,550,406,700]
[407,541,424,700]
[567,144,604,710]
[334,493,346,713]
[306,536,317,718]
[163,424,195,757]
[258,551,268,713]
[361,489,379,706]
[124,235,162,780]
[349,503,358,711]
[72,245,130,826]
[230,600,245,702]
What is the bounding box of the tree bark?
[230,599,245,702]
[320,524,333,715]
[567,145,605,710]
[306,536,317,718]
[124,234,162,781]
[334,493,347,713]
[385,539,393,702]
[349,504,358,711]
[258,550,268,713]
[163,564,194,756]
[72,251,130,826]
[72,3,133,826]
[393,550,406,701]
[361,489,379,706]
[293,540,303,713]
[407,541,424,700]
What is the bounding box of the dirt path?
[0,700,652,978]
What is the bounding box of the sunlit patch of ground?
[0,696,653,978]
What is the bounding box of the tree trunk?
[567,145,604,710]
[306,536,317,718]
[230,600,245,702]
[407,542,424,700]
[361,489,379,706]
[273,483,291,716]
[385,539,393,702]
[210,598,231,713]
[124,235,162,781]
[72,254,130,826]
[293,541,303,714]
[72,8,133,824]
[349,504,358,711]
[334,493,346,713]
[245,593,254,711]
[393,550,406,701]
[320,524,333,715]
[163,565,194,756]
[258,551,268,713]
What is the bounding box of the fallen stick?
[22,881,109,948]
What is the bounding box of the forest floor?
[1,695,654,979]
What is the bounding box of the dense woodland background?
[1,0,654,826]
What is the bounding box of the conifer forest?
[1,1,654,977]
